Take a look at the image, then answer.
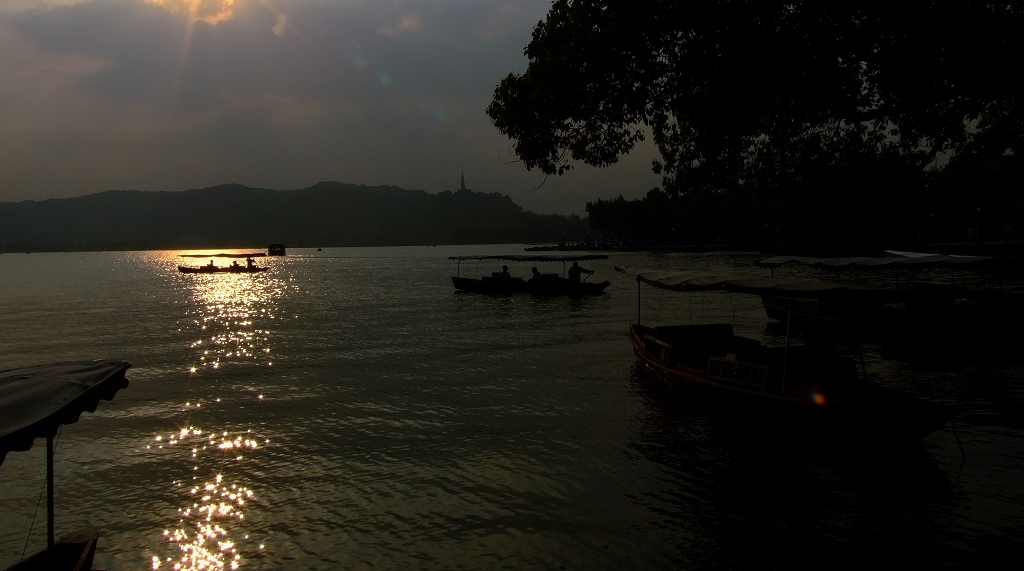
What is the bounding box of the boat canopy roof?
[0,360,130,466]
[449,254,609,262]
[757,251,995,270]
[180,252,266,258]
[616,267,886,297]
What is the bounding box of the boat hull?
[4,531,97,571]
[178,266,268,274]
[628,323,958,442]
[452,276,610,295]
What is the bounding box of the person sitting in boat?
[230,260,241,269]
[207,259,215,267]
[568,261,594,282]
[530,267,543,281]
[498,265,512,280]
[246,257,254,269]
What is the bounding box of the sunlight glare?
[156,427,265,569]
[151,249,281,569]
[147,0,237,24]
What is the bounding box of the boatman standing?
[568,261,594,282]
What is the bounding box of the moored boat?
[616,268,960,442]
[1,360,131,571]
[628,322,957,441]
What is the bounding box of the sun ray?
[168,14,196,109]
[151,3,234,109]
[152,0,338,109]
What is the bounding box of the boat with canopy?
[178,253,268,273]
[1,360,131,571]
[449,254,611,294]
[615,268,959,442]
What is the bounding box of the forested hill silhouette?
[0,182,591,252]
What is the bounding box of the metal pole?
[47,436,55,548]
[781,303,791,395]
[636,279,641,324]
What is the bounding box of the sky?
[0,0,661,215]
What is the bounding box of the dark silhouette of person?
[530,267,543,281]
[568,261,593,282]
[499,265,512,280]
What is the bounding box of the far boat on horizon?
[268,243,286,256]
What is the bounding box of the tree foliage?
[487,1,1024,198]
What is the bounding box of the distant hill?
[0,182,592,252]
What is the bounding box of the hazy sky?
[0,0,660,215]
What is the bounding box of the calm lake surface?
[1,246,1021,570]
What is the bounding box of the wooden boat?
[178,264,268,274]
[4,532,99,571]
[616,269,959,441]
[628,322,957,441]
[178,253,269,274]
[1,360,131,571]
[449,254,610,295]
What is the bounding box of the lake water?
[1,246,1021,570]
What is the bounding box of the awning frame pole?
[636,279,642,325]
[46,435,55,548]
[781,301,792,395]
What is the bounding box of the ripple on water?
[2,249,1023,570]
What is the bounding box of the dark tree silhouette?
[487,1,1024,200]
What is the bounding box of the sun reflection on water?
[150,426,268,570]
[185,271,283,371]
[148,252,287,569]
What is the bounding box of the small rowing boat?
[449,254,610,295]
